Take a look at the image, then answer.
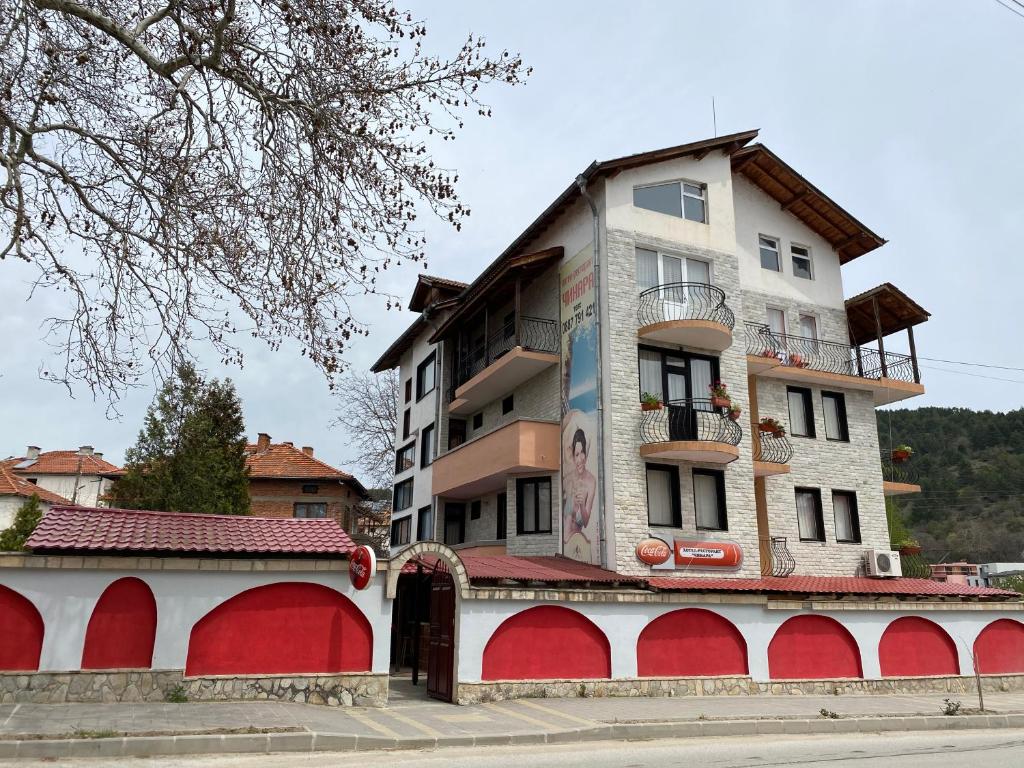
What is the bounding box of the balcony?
[760,536,796,577]
[753,429,794,477]
[637,282,735,352]
[431,419,559,499]
[448,316,559,415]
[639,398,742,464]
[744,323,924,405]
[882,452,921,496]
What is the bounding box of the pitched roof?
[844,282,931,345]
[26,505,356,556]
[646,576,1018,599]
[408,274,468,312]
[10,451,121,476]
[0,461,72,505]
[244,442,363,491]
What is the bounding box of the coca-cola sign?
[635,537,672,566]
[348,545,376,590]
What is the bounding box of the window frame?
[470,499,482,520]
[415,352,436,401]
[821,391,850,442]
[444,503,466,546]
[795,487,825,542]
[502,395,514,415]
[692,468,728,532]
[395,441,416,474]
[416,504,434,542]
[791,243,813,280]
[786,386,816,438]
[636,344,721,403]
[831,490,861,544]
[293,502,327,519]
[645,463,681,528]
[632,180,708,224]
[516,476,553,535]
[448,418,466,449]
[301,484,319,495]
[420,423,435,467]
[404,378,412,404]
[767,306,786,335]
[402,409,411,439]
[393,478,414,512]
[390,515,411,547]
[496,492,507,540]
[759,234,781,272]
[472,412,483,430]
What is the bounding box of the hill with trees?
[878,407,1024,563]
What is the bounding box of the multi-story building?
[374,129,929,579]
[930,562,981,585]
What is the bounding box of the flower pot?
[727,410,741,422]
[641,402,662,412]
[891,450,911,463]
[899,545,922,556]
[789,355,806,368]
[710,396,730,408]
[758,424,775,433]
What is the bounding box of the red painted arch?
[482,606,610,681]
[878,616,959,677]
[768,615,862,680]
[185,582,372,676]
[637,608,748,677]
[974,619,1024,674]
[82,577,157,670]
[0,585,43,671]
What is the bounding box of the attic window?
[633,181,707,224]
[302,484,319,494]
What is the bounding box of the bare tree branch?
[333,367,397,488]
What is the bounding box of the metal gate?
[427,560,456,702]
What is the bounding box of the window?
[417,505,433,541]
[472,412,483,430]
[832,491,861,544]
[759,235,780,271]
[403,409,411,439]
[420,424,435,467]
[293,502,327,518]
[633,181,707,223]
[502,395,514,415]
[470,500,482,520]
[448,418,466,449]
[767,307,786,335]
[637,346,718,408]
[516,477,552,534]
[798,314,818,340]
[787,386,815,438]
[390,515,411,547]
[404,378,412,404]
[795,488,825,542]
[393,478,413,512]
[791,244,812,279]
[646,464,681,527]
[444,503,465,546]
[301,484,319,494]
[416,352,436,400]
[395,442,415,473]
[822,392,849,442]
[636,247,711,295]
[496,492,507,540]
[693,469,727,531]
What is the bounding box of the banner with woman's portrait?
[559,245,602,565]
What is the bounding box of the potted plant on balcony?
[895,537,922,556]
[640,392,663,412]
[891,444,914,463]
[789,353,807,368]
[759,417,784,436]
[761,347,781,360]
[727,404,742,422]
[709,381,731,409]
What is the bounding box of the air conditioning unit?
[866,549,902,578]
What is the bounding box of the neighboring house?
[244,434,368,524]
[373,128,930,578]
[930,562,980,585]
[0,460,73,530]
[974,563,1024,588]
[6,446,120,509]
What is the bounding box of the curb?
[3,713,1023,759]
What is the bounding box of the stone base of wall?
[0,670,388,707]
[455,673,1024,705]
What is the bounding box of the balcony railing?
[901,551,931,579]
[453,315,558,392]
[761,536,796,577]
[637,282,736,330]
[639,398,743,446]
[881,454,920,485]
[755,430,794,465]
[744,323,919,384]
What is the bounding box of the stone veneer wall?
[455,673,1024,705]
[0,670,388,707]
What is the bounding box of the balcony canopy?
[845,283,930,346]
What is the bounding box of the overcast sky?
[1,1,1021,478]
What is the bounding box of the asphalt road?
[11,730,1024,767]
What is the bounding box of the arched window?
[82,577,157,669]
[0,585,44,671]
[637,608,748,677]
[185,582,372,676]
[974,619,1024,674]
[768,615,861,680]
[878,616,958,677]
[482,606,610,681]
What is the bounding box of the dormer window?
[633,181,707,224]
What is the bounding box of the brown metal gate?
[427,560,456,702]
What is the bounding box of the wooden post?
[514,277,522,346]
[907,325,921,384]
[872,296,888,378]
[855,345,864,377]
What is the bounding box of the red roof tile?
[646,576,1018,598]
[27,505,355,556]
[0,461,73,504]
[10,451,121,476]
[245,442,361,488]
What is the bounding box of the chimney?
[25,446,40,461]
[302,446,314,457]
[95,452,103,460]
[283,441,294,447]
[78,445,94,456]
[256,433,271,451]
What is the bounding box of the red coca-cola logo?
[636,537,671,565]
[349,545,376,590]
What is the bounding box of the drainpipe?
[575,174,608,569]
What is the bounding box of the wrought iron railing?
[637,282,735,330]
[761,536,796,577]
[901,551,931,578]
[453,315,558,391]
[755,429,794,465]
[639,398,743,446]
[744,322,919,384]
[881,453,920,485]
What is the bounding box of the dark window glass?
[791,245,813,279]
[390,516,411,546]
[759,235,780,272]
[395,442,415,473]
[693,469,727,531]
[470,500,481,520]
[682,183,707,223]
[516,477,552,534]
[822,391,849,442]
[633,182,683,218]
[832,491,861,543]
[448,419,466,449]
[444,503,466,546]
[301,484,319,495]
[416,352,436,400]
[795,488,825,542]
[496,492,507,540]
[420,424,435,467]
[293,502,327,518]
[403,410,411,439]
[502,395,514,415]
[393,479,413,512]
[645,464,681,527]
[787,386,815,438]
[404,378,412,403]
[417,505,433,541]
[472,412,483,430]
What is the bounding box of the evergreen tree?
[0,495,43,551]
[110,364,250,515]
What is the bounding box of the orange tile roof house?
[244,434,368,523]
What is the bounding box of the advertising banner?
[559,245,601,565]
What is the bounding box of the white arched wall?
[0,568,391,674]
